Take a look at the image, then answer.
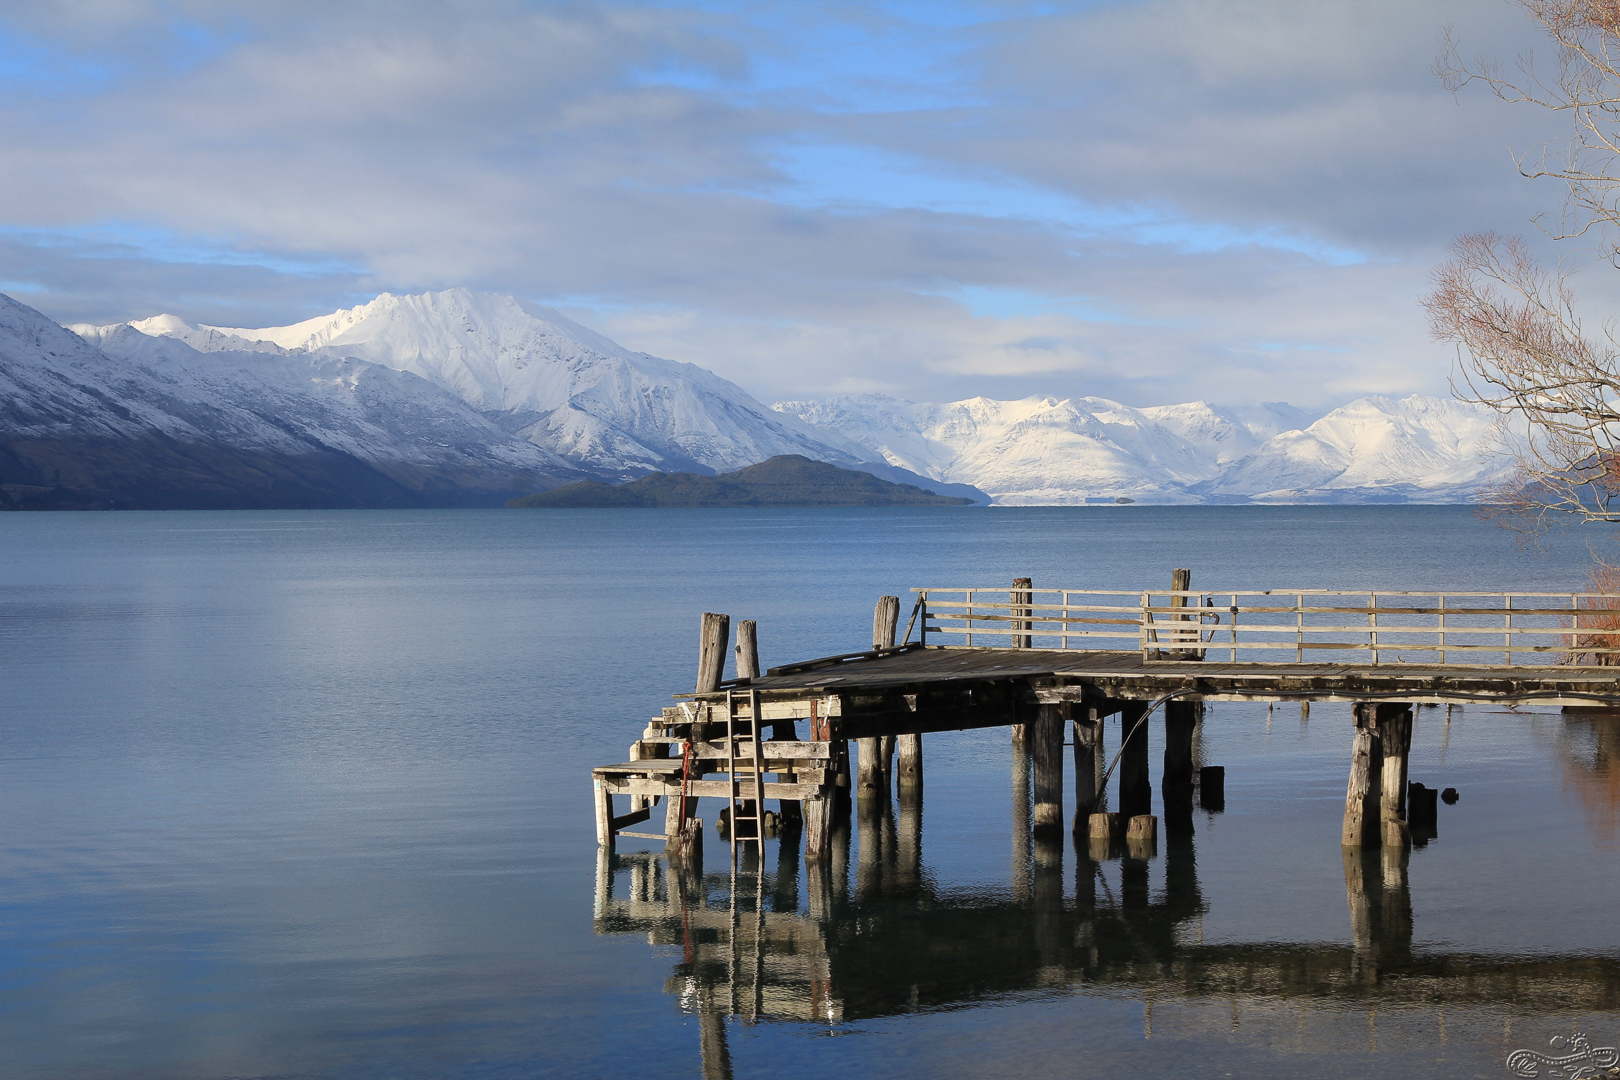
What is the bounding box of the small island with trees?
[506,454,978,508]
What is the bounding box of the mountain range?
[0,286,1505,508]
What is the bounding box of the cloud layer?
[0,0,1593,409]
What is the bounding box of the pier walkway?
[593,575,1620,861]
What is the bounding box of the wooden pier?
[592,574,1620,861]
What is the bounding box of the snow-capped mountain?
[1198,395,1503,502]
[156,289,848,477]
[0,291,582,509]
[775,393,1505,504]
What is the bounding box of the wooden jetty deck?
[593,574,1620,862]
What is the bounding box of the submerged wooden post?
[1072,702,1105,828]
[1162,698,1197,809]
[897,730,922,794]
[1032,702,1065,835]
[803,791,831,861]
[734,619,760,680]
[856,737,883,802]
[1118,701,1152,820]
[1342,703,1384,846]
[873,595,900,650]
[1379,704,1414,847]
[697,612,730,693]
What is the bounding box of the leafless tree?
[1429,2,1620,530]
[1423,232,1620,526]
[1437,1,1620,265]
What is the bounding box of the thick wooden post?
[1072,702,1104,827]
[1163,699,1197,810]
[803,791,831,861]
[697,612,730,693]
[593,777,614,847]
[1378,705,1414,847]
[873,595,900,649]
[1033,702,1065,834]
[1342,703,1383,846]
[734,619,760,680]
[897,731,923,793]
[856,737,884,802]
[879,734,895,778]
[1012,577,1033,649]
[1118,701,1152,820]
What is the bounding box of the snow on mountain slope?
[1201,395,1503,502]
[71,322,579,486]
[775,394,1274,503]
[161,289,849,475]
[778,392,1503,504]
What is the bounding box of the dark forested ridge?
[506,455,978,508]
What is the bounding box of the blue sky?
[0,0,1574,408]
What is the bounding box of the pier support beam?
[1118,701,1152,820]
[1033,702,1065,835]
[856,738,885,803]
[897,732,922,794]
[1378,705,1414,848]
[804,792,832,861]
[1162,699,1198,813]
[1072,702,1105,829]
[1343,703,1393,846]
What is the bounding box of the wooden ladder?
[724,688,767,861]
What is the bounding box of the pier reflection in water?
[595,719,1620,1078]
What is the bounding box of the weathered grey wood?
[1072,704,1104,827]
[1032,701,1065,835]
[856,736,884,802]
[594,777,614,846]
[1163,698,1197,806]
[873,595,900,649]
[1167,567,1201,660]
[697,612,730,693]
[879,734,896,778]
[1012,577,1033,649]
[1342,703,1382,846]
[803,792,831,860]
[1119,701,1152,819]
[1011,730,1032,902]
[1088,811,1119,838]
[1378,704,1413,844]
[1126,814,1157,843]
[897,732,922,792]
[735,619,760,680]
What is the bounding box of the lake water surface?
[3,506,1619,1079]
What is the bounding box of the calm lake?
[3,506,1619,1079]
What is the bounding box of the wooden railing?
[910,587,1620,667]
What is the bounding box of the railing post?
[1438,594,1446,665]
[1296,594,1304,663]
[1368,593,1378,665]
[1505,594,1513,666]
[1229,593,1238,662]
[1140,592,1151,659]
[1012,578,1032,649]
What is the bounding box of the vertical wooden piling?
[1119,701,1152,819]
[1072,702,1105,827]
[1012,577,1033,649]
[697,612,730,693]
[1379,705,1413,847]
[856,737,884,802]
[1163,698,1197,809]
[734,619,760,680]
[873,595,900,650]
[880,734,896,779]
[593,777,614,847]
[897,730,923,793]
[1032,702,1065,835]
[1342,703,1383,846]
[804,792,831,861]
